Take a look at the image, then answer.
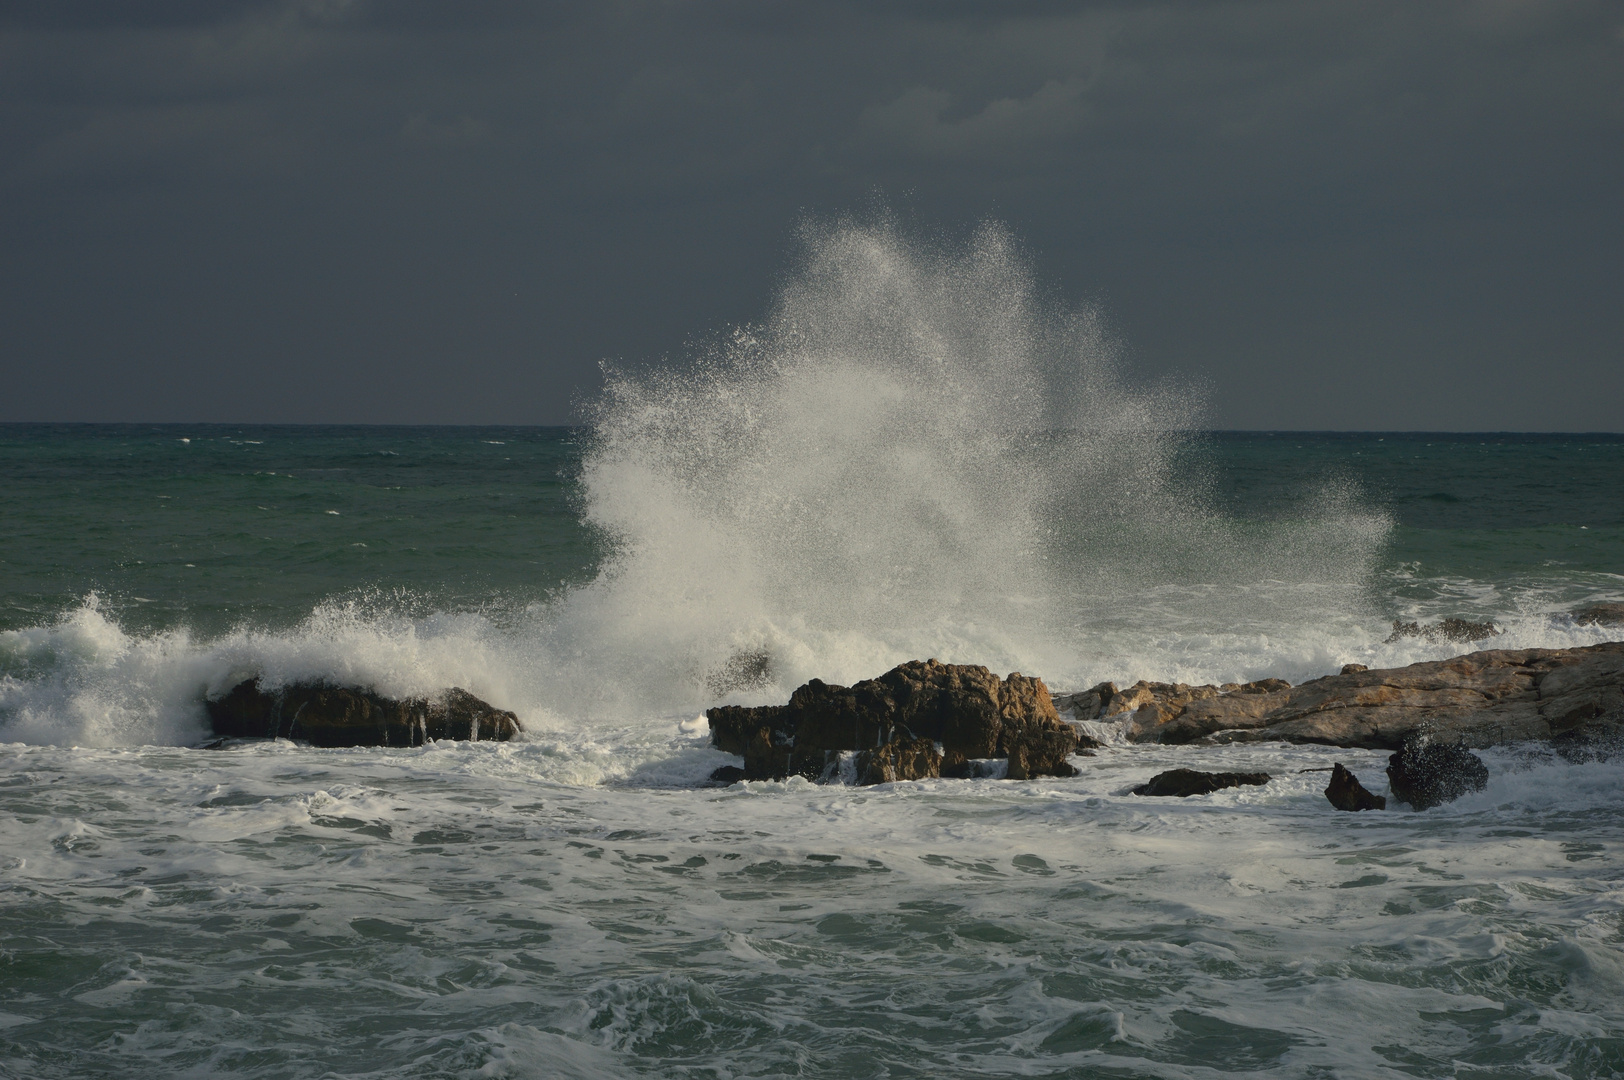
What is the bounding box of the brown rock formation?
[1324,763,1386,811]
[855,737,942,785]
[1056,678,1290,742]
[705,659,1091,783]
[1131,769,1271,798]
[1056,642,1624,750]
[206,680,521,748]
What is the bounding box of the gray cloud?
[1,0,1619,426]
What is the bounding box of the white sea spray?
[4,223,1622,748]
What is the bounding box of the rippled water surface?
[4,739,1621,1079]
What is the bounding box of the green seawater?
[1,427,1621,1079]
[4,426,1619,638]
[0,425,600,637]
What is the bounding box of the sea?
[3,225,1622,1078]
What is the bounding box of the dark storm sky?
[2,1,1620,429]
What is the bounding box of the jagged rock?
[1324,763,1385,811]
[1340,663,1369,675]
[1572,602,1624,627]
[855,737,942,785]
[705,765,747,785]
[205,680,520,748]
[1131,769,1271,798]
[1086,643,1624,751]
[1385,738,1488,809]
[1385,618,1499,644]
[1052,678,1290,742]
[1055,681,1117,720]
[705,659,1087,783]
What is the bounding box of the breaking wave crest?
[553,219,1392,704]
[0,218,1494,748]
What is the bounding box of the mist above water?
[2,219,1414,747]
[553,219,1393,708]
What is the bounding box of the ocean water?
[2,223,1622,1078]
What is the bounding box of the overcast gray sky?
[2,0,1619,428]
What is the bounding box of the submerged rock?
[1572,602,1624,627]
[705,650,773,696]
[1385,738,1488,810]
[1130,769,1271,798]
[206,679,521,748]
[1551,725,1623,763]
[705,765,748,785]
[705,659,1088,784]
[1385,618,1500,644]
[1075,642,1624,751]
[1324,763,1386,811]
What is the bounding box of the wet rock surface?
[1056,642,1624,751]
[706,659,1089,783]
[1131,769,1271,798]
[1386,738,1489,810]
[855,736,942,785]
[1572,602,1624,627]
[1385,618,1500,644]
[704,765,747,786]
[1324,763,1386,811]
[206,680,521,747]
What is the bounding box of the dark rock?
[1131,769,1271,798]
[1324,763,1386,811]
[206,680,520,747]
[706,765,747,785]
[705,659,1083,783]
[1340,663,1369,675]
[1385,737,1488,809]
[706,704,789,756]
[1572,602,1624,627]
[855,737,942,785]
[1385,618,1499,644]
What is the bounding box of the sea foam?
[2,221,1619,749]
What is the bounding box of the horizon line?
[1,421,1621,437]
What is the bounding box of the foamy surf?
[2,220,1622,1079]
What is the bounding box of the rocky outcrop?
[206,680,521,748]
[1057,642,1624,751]
[1324,763,1386,811]
[1131,769,1271,798]
[706,659,1091,784]
[1386,739,1488,810]
[1055,678,1289,742]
